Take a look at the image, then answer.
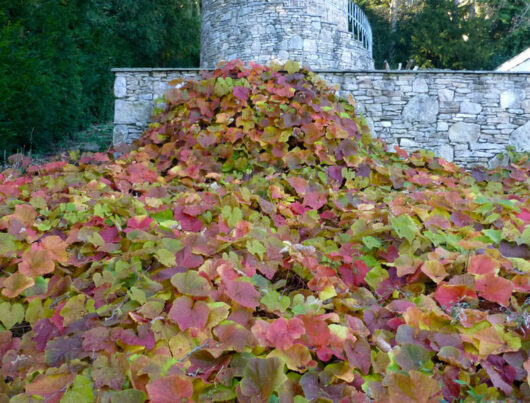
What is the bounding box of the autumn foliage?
[1,60,530,402]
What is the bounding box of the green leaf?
[365,266,389,291]
[221,205,243,227]
[247,239,267,260]
[60,375,94,403]
[517,226,530,246]
[128,286,147,305]
[214,77,233,97]
[0,233,16,255]
[483,229,502,244]
[362,236,382,250]
[269,395,279,403]
[161,238,184,253]
[151,209,173,223]
[285,60,300,74]
[171,271,211,297]
[110,390,146,403]
[0,302,25,330]
[261,290,290,313]
[390,214,419,244]
[155,249,176,267]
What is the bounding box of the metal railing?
[348,1,373,56]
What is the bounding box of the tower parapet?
[200,0,374,70]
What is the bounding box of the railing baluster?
[347,1,372,56]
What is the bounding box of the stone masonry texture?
[200,0,374,70]
[112,68,530,169]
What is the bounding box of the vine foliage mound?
[1,61,530,402]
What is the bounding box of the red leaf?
[434,283,477,308]
[483,361,513,395]
[303,192,327,210]
[288,177,308,195]
[300,315,330,347]
[468,255,499,275]
[516,208,530,224]
[345,338,371,375]
[339,260,370,287]
[33,319,60,352]
[224,279,260,309]
[266,317,305,350]
[233,86,250,101]
[82,327,113,353]
[125,216,154,232]
[99,227,121,243]
[214,321,254,351]
[475,274,513,307]
[112,324,156,350]
[174,206,203,232]
[168,296,209,331]
[146,375,193,403]
[175,246,204,269]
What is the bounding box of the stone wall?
[201,0,374,70]
[113,68,530,168]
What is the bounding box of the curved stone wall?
[200,0,374,70]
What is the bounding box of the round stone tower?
[201,0,374,70]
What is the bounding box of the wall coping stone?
[111,67,530,76]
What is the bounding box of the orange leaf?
[19,247,55,277]
[387,370,442,403]
[41,236,69,264]
[420,260,447,283]
[13,204,38,227]
[25,373,75,403]
[1,271,35,298]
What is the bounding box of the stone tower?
[201,0,374,70]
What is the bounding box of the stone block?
[403,95,439,123]
[460,101,482,115]
[500,89,525,109]
[114,100,153,125]
[400,138,418,147]
[303,39,317,53]
[509,121,530,152]
[288,35,303,50]
[433,144,454,162]
[413,78,429,93]
[114,76,127,98]
[448,122,480,143]
[437,122,449,132]
[522,100,530,113]
[113,125,129,145]
[438,89,454,102]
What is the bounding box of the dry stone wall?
[113,68,530,168]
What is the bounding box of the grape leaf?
[390,215,419,244]
[239,357,288,402]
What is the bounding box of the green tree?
[0,0,200,154]
[399,0,494,69]
[482,0,530,66]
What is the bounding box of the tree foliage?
[358,0,530,69]
[0,0,200,154]
[0,62,529,402]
